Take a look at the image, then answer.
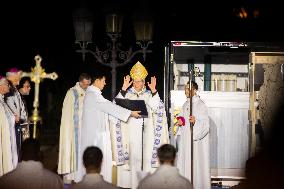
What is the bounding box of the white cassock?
[0,94,18,176]
[77,85,131,183]
[112,88,169,189]
[176,95,211,189]
[58,82,86,182]
[137,165,193,189]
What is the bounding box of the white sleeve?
[193,103,209,141]
[6,96,17,115]
[147,92,162,113]
[95,98,131,123]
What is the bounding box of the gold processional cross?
[21,55,58,138]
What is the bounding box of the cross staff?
[21,55,58,138]
[188,66,201,184]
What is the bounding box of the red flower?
[176,116,185,126]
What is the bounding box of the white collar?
[130,87,146,95]
[87,85,102,94]
[75,82,86,93]
[187,95,199,103]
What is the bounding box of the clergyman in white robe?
[112,63,169,189]
[6,70,27,155]
[58,78,90,183]
[113,87,169,189]
[0,77,18,176]
[5,87,27,123]
[78,84,134,183]
[176,95,211,189]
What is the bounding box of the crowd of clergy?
[0,61,211,189]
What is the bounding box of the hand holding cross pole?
[188,66,201,183]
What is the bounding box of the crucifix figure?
[21,55,58,138]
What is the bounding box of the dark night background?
[1,0,284,142]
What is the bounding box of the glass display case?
[163,41,283,186]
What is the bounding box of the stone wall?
[259,64,284,131]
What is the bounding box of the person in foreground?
[71,146,120,189]
[137,144,192,189]
[0,138,63,189]
[5,68,27,155]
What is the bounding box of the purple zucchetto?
[6,67,21,77]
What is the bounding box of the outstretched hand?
[122,75,133,91]
[147,76,157,93]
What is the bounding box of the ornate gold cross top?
[21,55,58,138]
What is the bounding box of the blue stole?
[114,88,165,168]
[72,88,79,168]
[151,100,164,168]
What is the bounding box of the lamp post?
[73,7,153,98]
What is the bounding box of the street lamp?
[73,7,153,98]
